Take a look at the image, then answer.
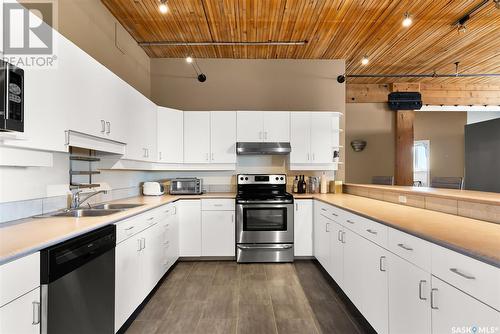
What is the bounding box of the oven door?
[236,203,293,244]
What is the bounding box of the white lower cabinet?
[0,288,40,334]
[313,209,331,270]
[328,219,344,285]
[430,276,500,334]
[342,228,365,311]
[201,211,235,256]
[178,200,202,256]
[388,252,431,334]
[294,199,313,256]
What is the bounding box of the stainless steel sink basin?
[50,209,123,217]
[92,203,144,210]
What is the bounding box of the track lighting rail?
[138,41,308,47]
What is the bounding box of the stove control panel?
[237,174,286,185]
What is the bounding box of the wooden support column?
[392,83,419,186]
[395,110,415,185]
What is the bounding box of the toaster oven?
[169,178,203,195]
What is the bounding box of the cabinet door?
[310,113,334,163]
[201,211,235,256]
[313,212,330,271]
[362,241,389,334]
[184,112,210,163]
[167,205,180,265]
[388,252,431,334]
[294,199,313,256]
[329,221,344,286]
[290,112,311,164]
[141,223,165,294]
[263,112,290,142]
[115,236,142,332]
[431,277,500,334]
[157,107,183,163]
[178,200,202,256]
[210,112,236,163]
[237,111,263,142]
[342,229,365,311]
[0,288,40,334]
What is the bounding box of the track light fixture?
[159,0,168,14]
[186,57,207,83]
[402,12,413,27]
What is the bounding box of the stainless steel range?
[236,174,294,263]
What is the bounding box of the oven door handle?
[237,244,293,250]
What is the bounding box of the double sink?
[44,203,144,218]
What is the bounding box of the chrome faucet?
[70,190,108,209]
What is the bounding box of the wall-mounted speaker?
[388,92,422,110]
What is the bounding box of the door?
[210,111,236,163]
[388,252,431,334]
[0,288,40,334]
[362,240,389,334]
[157,107,183,163]
[115,235,142,332]
[294,199,313,256]
[141,223,164,293]
[237,111,263,142]
[431,276,500,334]
[329,220,344,286]
[263,112,290,142]
[290,112,311,164]
[178,200,202,256]
[310,113,334,163]
[166,205,180,266]
[342,228,365,311]
[236,203,293,244]
[184,112,210,163]
[313,212,330,271]
[202,211,235,256]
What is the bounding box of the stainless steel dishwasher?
[41,225,116,334]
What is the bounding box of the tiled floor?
[125,260,373,334]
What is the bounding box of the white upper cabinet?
[157,107,183,163]
[290,112,311,163]
[184,111,236,164]
[210,112,236,163]
[236,111,263,142]
[237,111,290,142]
[184,112,211,163]
[289,112,341,169]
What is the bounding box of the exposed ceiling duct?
[138,41,308,47]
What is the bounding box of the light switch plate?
[398,195,407,203]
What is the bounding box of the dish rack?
[69,148,101,190]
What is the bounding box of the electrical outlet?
[398,195,407,204]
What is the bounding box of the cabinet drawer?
[338,210,366,235]
[0,252,40,307]
[388,228,431,271]
[360,218,388,248]
[431,244,500,310]
[201,199,235,211]
[116,212,156,243]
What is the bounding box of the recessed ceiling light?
[186,56,193,63]
[159,0,168,14]
[361,55,369,65]
[402,12,413,27]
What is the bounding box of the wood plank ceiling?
[101,0,500,84]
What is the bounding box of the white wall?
[467,111,500,124]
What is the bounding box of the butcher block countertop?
[345,183,500,206]
[1,192,499,268]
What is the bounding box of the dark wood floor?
[125,260,374,334]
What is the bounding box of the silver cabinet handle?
[213,204,223,207]
[159,151,162,160]
[264,132,268,140]
[237,244,292,250]
[419,280,427,300]
[325,223,330,232]
[307,153,310,161]
[397,243,413,251]
[124,226,134,231]
[206,153,209,161]
[331,212,338,217]
[211,153,214,161]
[338,230,342,242]
[143,148,147,158]
[341,231,346,243]
[137,239,142,251]
[450,268,476,280]
[431,288,438,309]
[106,121,111,134]
[100,120,106,133]
[346,219,355,224]
[231,214,234,223]
[312,153,315,161]
[379,256,386,272]
[147,217,154,221]
[321,208,327,212]
[142,237,146,249]
[146,149,149,158]
[366,229,378,235]
[32,301,40,325]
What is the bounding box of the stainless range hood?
[236,142,291,155]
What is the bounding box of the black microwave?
[0,60,24,132]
